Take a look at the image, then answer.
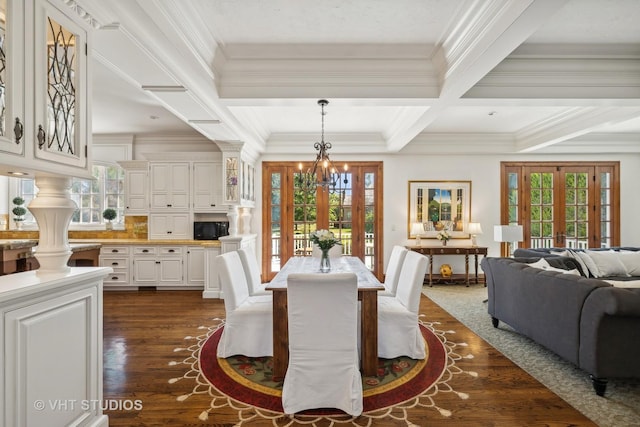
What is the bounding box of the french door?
[262,161,383,281]
[501,162,619,249]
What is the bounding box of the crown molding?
[516,107,640,152]
[467,58,640,99]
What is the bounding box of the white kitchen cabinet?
[150,162,190,210]
[192,161,224,212]
[119,160,149,215]
[0,0,92,178]
[186,246,205,285]
[0,0,25,156]
[132,245,185,288]
[0,268,110,427]
[99,245,132,288]
[148,213,191,240]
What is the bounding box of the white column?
[240,206,252,235]
[226,205,239,237]
[28,176,77,273]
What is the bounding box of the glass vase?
[320,248,331,273]
[442,240,447,246]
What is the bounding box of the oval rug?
[198,323,447,415]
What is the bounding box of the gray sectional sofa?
[481,255,640,396]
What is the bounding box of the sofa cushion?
[619,251,640,276]
[585,250,630,278]
[572,251,602,278]
[528,258,581,275]
[551,249,589,277]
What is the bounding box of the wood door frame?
[500,161,620,248]
[261,161,384,280]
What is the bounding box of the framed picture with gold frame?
[408,180,471,239]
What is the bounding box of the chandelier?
[297,99,348,193]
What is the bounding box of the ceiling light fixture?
[297,99,348,193]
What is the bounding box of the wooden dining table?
[265,256,385,380]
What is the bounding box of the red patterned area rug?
[170,315,476,426]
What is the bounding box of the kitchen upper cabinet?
[0,0,25,156]
[120,160,149,215]
[148,213,191,240]
[192,161,224,212]
[0,0,92,177]
[150,162,190,211]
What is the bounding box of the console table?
[405,246,488,286]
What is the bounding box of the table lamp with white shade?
[494,225,524,257]
[411,222,425,246]
[467,222,483,247]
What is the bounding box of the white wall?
[257,151,640,273]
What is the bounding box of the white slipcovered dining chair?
[282,273,363,417]
[216,251,273,357]
[377,250,428,359]
[237,246,270,296]
[378,245,409,297]
[311,244,343,258]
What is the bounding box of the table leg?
[360,291,378,377]
[464,254,470,286]
[428,254,434,286]
[474,254,479,284]
[271,290,288,381]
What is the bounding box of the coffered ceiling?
[76,0,640,157]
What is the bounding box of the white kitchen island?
[0,267,111,427]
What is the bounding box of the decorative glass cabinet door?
[33,0,88,169]
[0,0,26,156]
[224,155,239,203]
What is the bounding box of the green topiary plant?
[103,208,117,230]
[12,197,27,222]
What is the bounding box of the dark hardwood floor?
[103,290,596,426]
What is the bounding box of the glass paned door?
[501,162,619,250]
[263,162,383,280]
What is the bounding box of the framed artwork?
[408,180,472,239]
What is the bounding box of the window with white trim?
[9,163,125,228]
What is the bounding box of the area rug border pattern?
[169,314,477,426]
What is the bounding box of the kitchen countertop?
[1,239,222,250]
[0,240,39,250]
[69,239,222,247]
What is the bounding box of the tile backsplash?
[0,216,148,240]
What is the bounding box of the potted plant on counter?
[102,208,117,230]
[12,197,27,230]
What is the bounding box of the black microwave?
[194,221,229,240]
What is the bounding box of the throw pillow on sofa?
[528,258,581,275]
[573,251,602,278]
[585,250,630,278]
[551,249,589,277]
[619,251,640,276]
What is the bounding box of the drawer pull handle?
[167,204,172,207]
[111,249,118,253]
[111,276,118,280]
[156,261,161,264]
[111,262,119,266]
[167,231,173,234]
[168,249,175,253]
[142,249,149,253]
